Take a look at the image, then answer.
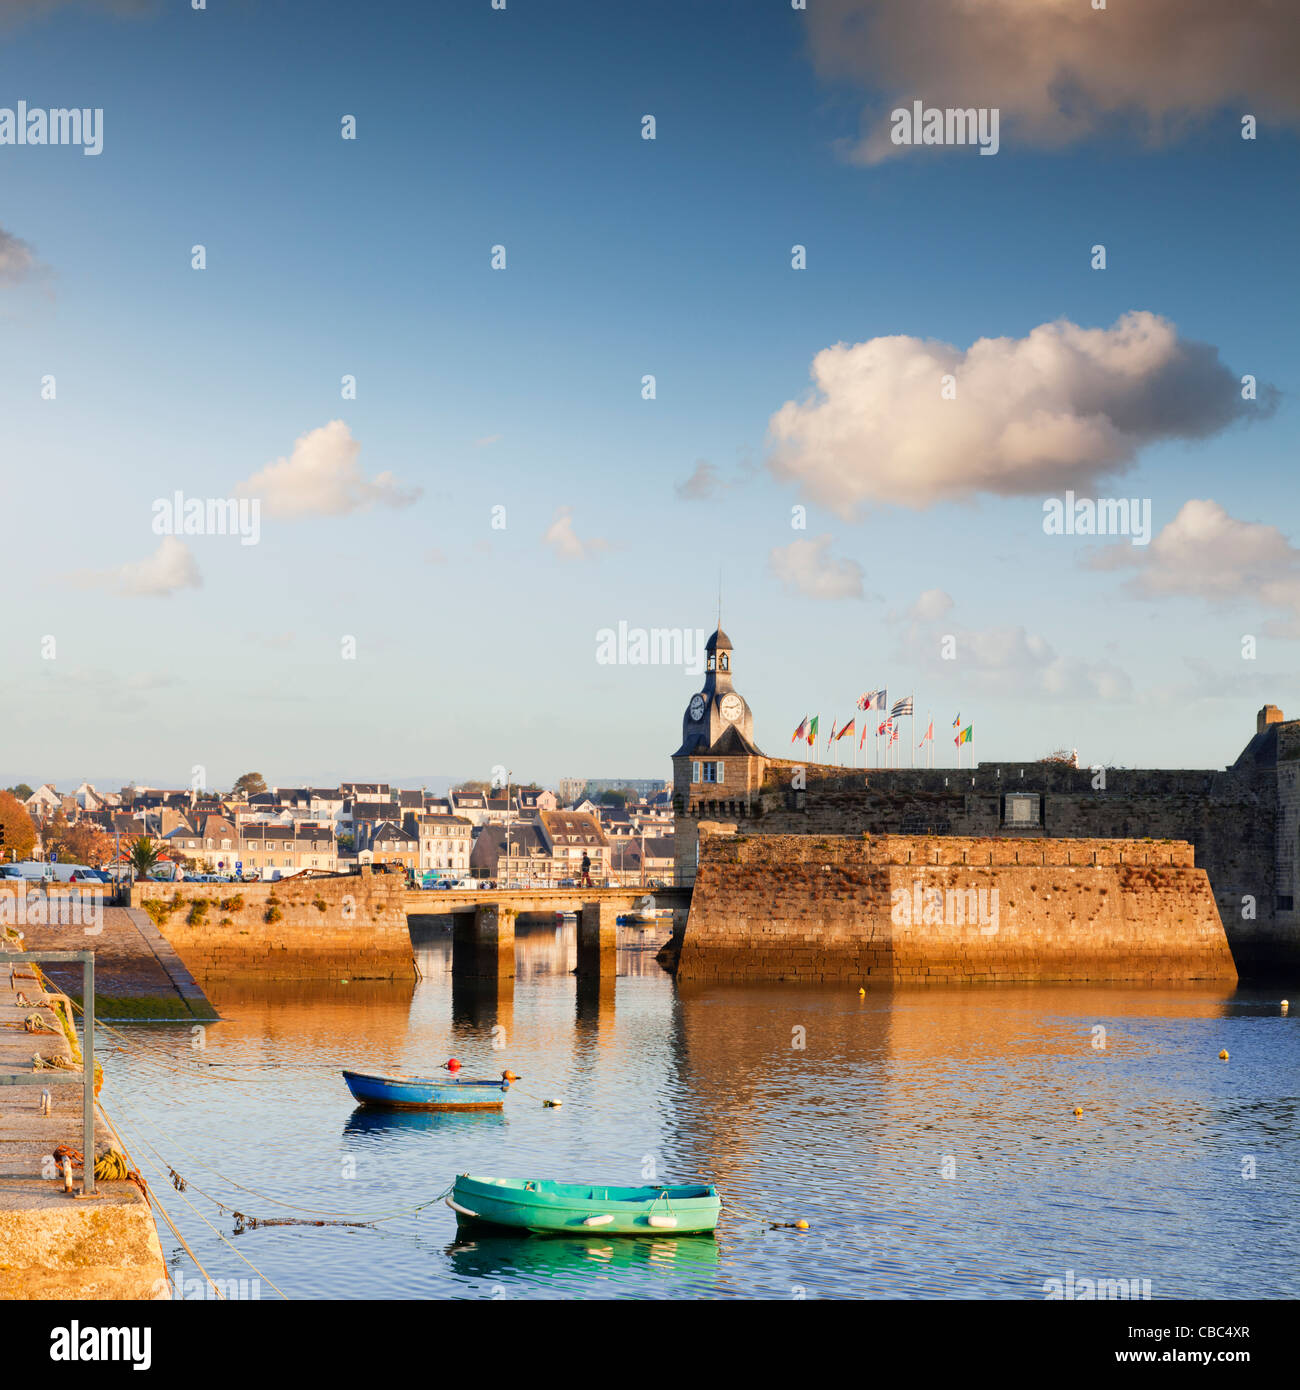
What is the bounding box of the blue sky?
[1,0,1297,790]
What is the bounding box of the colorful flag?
[835,718,856,742]
[792,716,808,743]
[859,720,869,749]
[877,718,891,737]
[807,715,819,746]
[890,696,913,719]
[889,724,899,744]
[918,718,934,746]
[955,724,972,745]
[828,718,838,745]
[953,712,961,728]
[857,690,886,711]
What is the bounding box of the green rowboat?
[447,1174,721,1236]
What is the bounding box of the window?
[702,762,724,784]
[249,841,258,850]
[1002,794,1040,826]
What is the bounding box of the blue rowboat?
[342,1070,511,1111]
[447,1174,720,1236]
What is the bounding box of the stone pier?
[576,901,618,976]
[451,905,517,979]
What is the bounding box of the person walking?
[580,850,591,887]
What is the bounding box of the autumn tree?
[232,773,267,799]
[0,792,37,862]
[6,783,33,801]
[48,819,113,867]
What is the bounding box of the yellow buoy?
[795,1219,809,1230]
[544,1098,563,1108]
[1073,1107,1083,1116]
[858,987,865,996]
[1282,1000,1289,1013]
[1219,1049,1229,1060]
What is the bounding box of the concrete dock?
[0,932,169,1299]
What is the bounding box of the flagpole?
[910,690,915,769]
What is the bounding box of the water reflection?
[343,1107,506,1140]
[102,923,1300,1299]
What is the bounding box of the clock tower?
[672,627,767,877]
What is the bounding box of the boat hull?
[450,1174,720,1236]
[342,1070,509,1110]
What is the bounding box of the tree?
[0,791,37,862]
[598,790,627,806]
[453,780,492,795]
[7,783,33,801]
[48,819,113,867]
[127,836,162,877]
[232,773,267,799]
[337,832,356,852]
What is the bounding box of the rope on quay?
[101,1102,287,1301]
[112,1100,454,1225]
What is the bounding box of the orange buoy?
[444,1058,461,1072]
[1219,1049,1229,1061]
[1073,1107,1083,1116]
[501,1069,519,1082]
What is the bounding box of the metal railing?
[0,951,96,1194]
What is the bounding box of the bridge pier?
[451,905,517,979]
[576,901,618,977]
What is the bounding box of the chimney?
[1257,704,1284,735]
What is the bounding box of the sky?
[1,0,1297,791]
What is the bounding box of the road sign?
[235,861,243,871]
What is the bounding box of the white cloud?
[805,0,1300,164]
[235,420,422,519]
[0,226,46,287]
[1092,499,1300,638]
[910,588,953,622]
[87,537,201,598]
[474,434,501,448]
[768,535,864,600]
[675,461,722,500]
[768,312,1269,515]
[901,591,1131,699]
[542,507,608,561]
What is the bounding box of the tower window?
[719,653,729,670]
[702,761,724,784]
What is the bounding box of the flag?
[807,715,819,746]
[835,718,855,742]
[857,689,886,711]
[792,716,808,743]
[953,712,961,728]
[954,724,972,745]
[918,718,934,746]
[829,718,838,745]
[877,718,891,737]
[889,724,899,743]
[890,696,913,719]
[859,720,869,749]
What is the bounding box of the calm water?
[99,924,1300,1300]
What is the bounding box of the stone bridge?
[404,885,692,978]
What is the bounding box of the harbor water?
[100,923,1300,1300]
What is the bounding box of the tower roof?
[705,628,732,653]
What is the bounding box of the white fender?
[583,1214,615,1227]
[647,1214,678,1228]
[445,1197,479,1217]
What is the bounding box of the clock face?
[689,694,706,722]
[720,693,743,723]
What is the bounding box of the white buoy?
[647,1214,679,1229]
[583,1214,614,1227]
[1282,1000,1290,1013]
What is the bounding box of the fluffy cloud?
[0,226,45,286]
[542,507,608,561]
[804,0,1300,163]
[236,420,421,519]
[674,461,723,501]
[1092,499,1300,637]
[89,537,201,598]
[901,591,1131,699]
[768,312,1268,515]
[768,535,864,600]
